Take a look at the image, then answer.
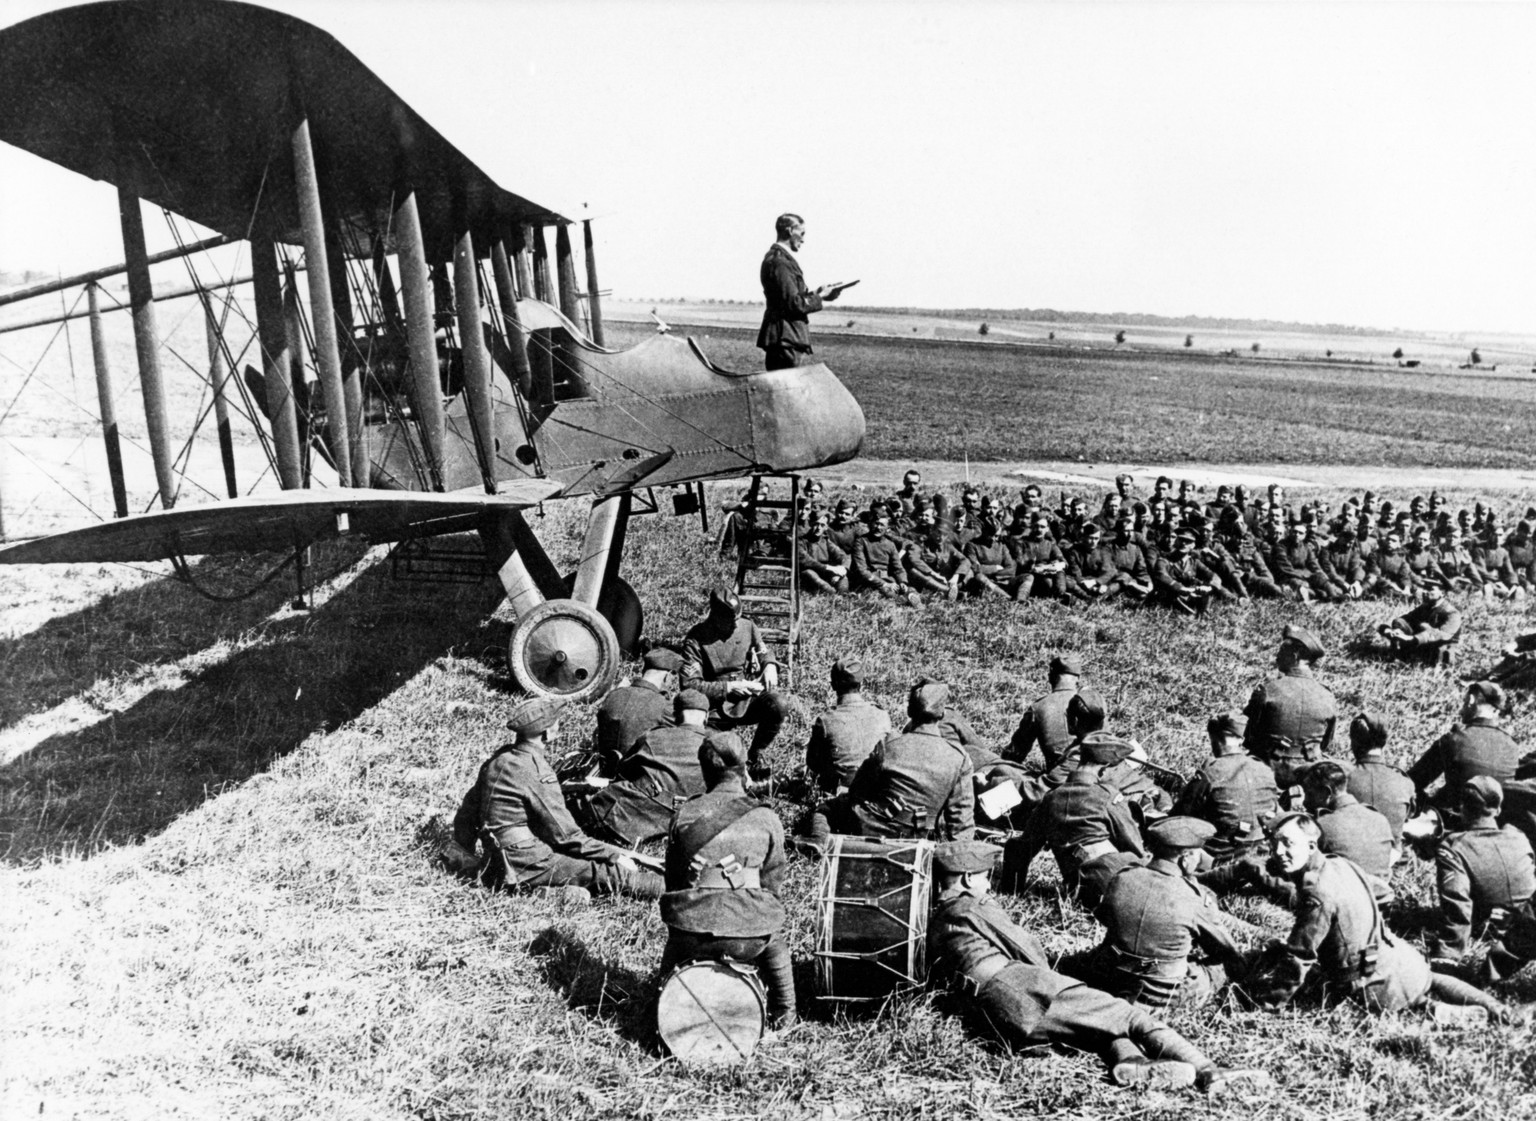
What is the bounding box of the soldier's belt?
[1061,840,1118,866]
[691,865,762,890]
[492,825,538,847]
[1103,945,1188,979]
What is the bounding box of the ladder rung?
[751,500,797,510]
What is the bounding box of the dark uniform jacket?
[1018,768,1147,885]
[930,891,1069,995]
[964,537,1016,584]
[582,724,711,846]
[1408,718,1523,807]
[1094,858,1241,994]
[452,742,615,882]
[805,694,892,793]
[1242,664,1337,761]
[681,617,776,705]
[1012,536,1066,574]
[1151,552,1217,596]
[1316,795,1396,892]
[908,536,970,582]
[1322,541,1367,586]
[1173,752,1278,859]
[757,243,821,357]
[852,534,909,589]
[1008,685,1078,771]
[846,721,975,839]
[660,787,787,937]
[1368,549,1419,593]
[1102,540,1152,584]
[1435,823,1536,956]
[1346,758,1416,843]
[594,680,671,773]
[1269,539,1328,587]
[1248,852,1401,1007]
[799,535,850,579]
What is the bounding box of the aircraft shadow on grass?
[0,540,374,730]
[0,552,503,865]
[528,925,657,1049]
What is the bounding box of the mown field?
[4,473,1536,1120]
[607,320,1536,470]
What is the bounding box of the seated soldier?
[448,697,664,900]
[1013,733,1149,908]
[1240,813,1512,1023]
[1378,585,1463,665]
[591,648,679,777]
[572,689,712,848]
[1012,512,1070,602]
[798,510,851,594]
[1432,778,1536,981]
[851,509,922,606]
[1098,517,1155,602]
[1063,522,1115,601]
[1405,524,1453,591]
[905,506,971,601]
[1008,654,1083,773]
[827,499,862,556]
[1301,761,1396,906]
[1174,711,1278,865]
[1407,681,1522,825]
[1216,509,1283,599]
[804,656,892,796]
[658,732,796,1028]
[1466,630,1536,690]
[1151,531,1224,615]
[1269,521,1343,603]
[1345,712,1416,853]
[1061,817,1249,1011]
[963,515,1018,599]
[1474,526,1527,602]
[681,585,789,777]
[803,681,974,847]
[1242,625,1338,797]
[1437,526,1483,594]
[1364,530,1420,598]
[928,840,1270,1094]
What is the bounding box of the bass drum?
[656,959,767,1065]
[813,835,935,1004]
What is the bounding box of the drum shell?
[657,959,767,1065]
[813,835,934,1003]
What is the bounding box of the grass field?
[5,475,1536,1120]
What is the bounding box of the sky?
[0,0,1532,334]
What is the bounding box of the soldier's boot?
[1120,1015,1210,1088]
[1197,1067,1274,1097]
[1107,1040,1196,1090]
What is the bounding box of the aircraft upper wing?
[0,0,565,261]
[0,482,563,565]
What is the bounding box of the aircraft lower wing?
[0,482,563,565]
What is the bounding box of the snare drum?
[656,959,767,1065]
[813,835,935,1003]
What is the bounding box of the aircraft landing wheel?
[560,573,644,659]
[508,598,621,703]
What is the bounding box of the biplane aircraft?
[0,0,865,701]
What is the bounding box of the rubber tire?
[508,598,621,703]
[560,573,644,659]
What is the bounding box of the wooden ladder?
[732,475,803,687]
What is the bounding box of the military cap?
[643,648,684,673]
[675,688,710,713]
[1184,511,1208,531]
[831,656,865,689]
[506,695,567,737]
[1146,816,1217,852]
[1280,624,1325,662]
[1083,522,1103,537]
[908,680,949,722]
[709,585,741,615]
[1173,530,1197,547]
[1266,809,1320,838]
[933,839,1002,875]
[1464,775,1504,813]
[1079,732,1135,765]
[1049,654,1084,678]
[1349,711,1389,752]
[1208,711,1248,739]
[1466,680,1506,709]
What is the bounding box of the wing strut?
[452,228,498,494]
[85,283,130,518]
[251,238,305,490]
[394,190,447,490]
[118,187,177,510]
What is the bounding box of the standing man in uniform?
[659,731,796,1028]
[927,840,1269,1094]
[804,656,892,795]
[756,212,845,370]
[449,697,664,899]
[1063,817,1249,1011]
[681,586,789,778]
[1242,625,1338,794]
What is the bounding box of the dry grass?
[4,477,1536,1120]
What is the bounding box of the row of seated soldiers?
[444,610,1536,1085]
[775,469,1536,612]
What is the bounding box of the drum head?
[657,960,767,1065]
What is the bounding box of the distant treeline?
[0,268,57,289]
